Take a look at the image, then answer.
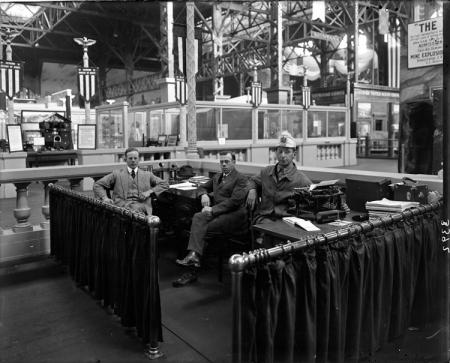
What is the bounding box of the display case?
[97,104,126,149]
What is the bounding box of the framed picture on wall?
[6,124,23,152]
[77,124,96,150]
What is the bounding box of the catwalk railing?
[229,202,446,363]
[49,184,163,359]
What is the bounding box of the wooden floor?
[0,239,234,363]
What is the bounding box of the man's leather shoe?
[172,272,198,287]
[175,251,201,268]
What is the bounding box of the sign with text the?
[408,17,442,69]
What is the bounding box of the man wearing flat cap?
[246,131,312,245]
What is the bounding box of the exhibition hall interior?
[0,1,447,362]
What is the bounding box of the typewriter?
[291,180,348,223]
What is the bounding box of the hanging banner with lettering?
[408,17,442,69]
[0,61,22,100]
[78,66,97,101]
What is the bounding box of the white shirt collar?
[127,166,138,174]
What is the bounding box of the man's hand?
[201,205,213,217]
[102,197,114,205]
[138,190,153,201]
[201,194,210,207]
[246,189,257,210]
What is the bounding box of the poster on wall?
[77,124,96,150]
[408,17,442,69]
[6,124,23,152]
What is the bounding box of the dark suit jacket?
[198,168,248,217]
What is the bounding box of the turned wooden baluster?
[13,182,32,232]
[41,180,56,229]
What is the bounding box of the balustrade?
[316,144,341,161]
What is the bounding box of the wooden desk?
[162,186,201,230]
[252,213,359,242]
[26,150,78,167]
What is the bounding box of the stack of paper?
[283,216,321,232]
[365,198,419,218]
[188,176,210,185]
[309,179,340,191]
[169,182,197,190]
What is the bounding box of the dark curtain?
[241,209,443,363]
[49,188,163,344]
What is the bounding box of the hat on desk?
[277,131,296,149]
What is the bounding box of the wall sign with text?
[77,124,96,150]
[408,17,442,69]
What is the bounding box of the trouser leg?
[187,212,213,255]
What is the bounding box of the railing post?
[13,182,32,232]
[145,215,164,360]
[41,180,56,229]
[229,254,247,363]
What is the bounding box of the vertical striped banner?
[302,86,311,109]
[177,36,200,76]
[175,76,187,105]
[78,67,97,101]
[0,61,22,100]
[388,29,400,88]
[251,81,262,107]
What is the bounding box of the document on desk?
[169,182,197,190]
[283,217,321,232]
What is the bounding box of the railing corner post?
[146,215,163,360]
[229,253,248,363]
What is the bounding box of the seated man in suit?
[175,151,249,270]
[93,147,169,215]
[246,132,312,246]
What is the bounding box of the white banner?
[408,17,442,69]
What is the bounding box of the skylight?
[0,3,41,23]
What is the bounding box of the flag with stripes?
[0,61,22,100]
[302,86,311,109]
[175,76,187,105]
[78,67,97,102]
[387,30,400,88]
[251,81,262,107]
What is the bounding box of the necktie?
[131,169,136,179]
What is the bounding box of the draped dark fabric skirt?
[49,189,163,344]
[241,209,444,363]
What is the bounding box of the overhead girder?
[0,1,409,95]
[1,2,82,48]
[196,0,407,86]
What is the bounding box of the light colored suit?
[93,167,169,215]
